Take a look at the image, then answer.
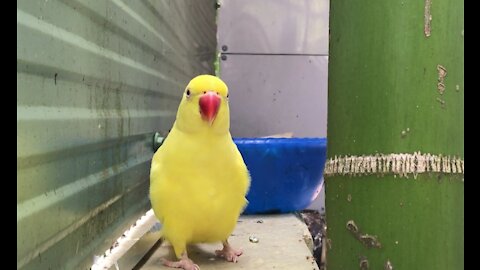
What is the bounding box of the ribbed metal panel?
[17,1,216,269]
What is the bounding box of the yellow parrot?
[150,75,250,270]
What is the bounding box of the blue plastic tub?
[233,137,327,214]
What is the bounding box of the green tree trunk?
[325,0,464,269]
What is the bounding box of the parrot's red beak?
[199,91,221,125]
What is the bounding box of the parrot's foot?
[161,255,200,270]
[215,242,243,263]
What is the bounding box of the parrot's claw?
[215,245,243,263]
[161,257,200,270]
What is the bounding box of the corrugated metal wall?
[17,1,216,269]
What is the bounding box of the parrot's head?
[175,74,230,134]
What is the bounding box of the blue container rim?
[233,137,327,145]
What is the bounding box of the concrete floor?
[135,214,319,270]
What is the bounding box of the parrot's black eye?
[226,93,229,99]
[186,89,191,97]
